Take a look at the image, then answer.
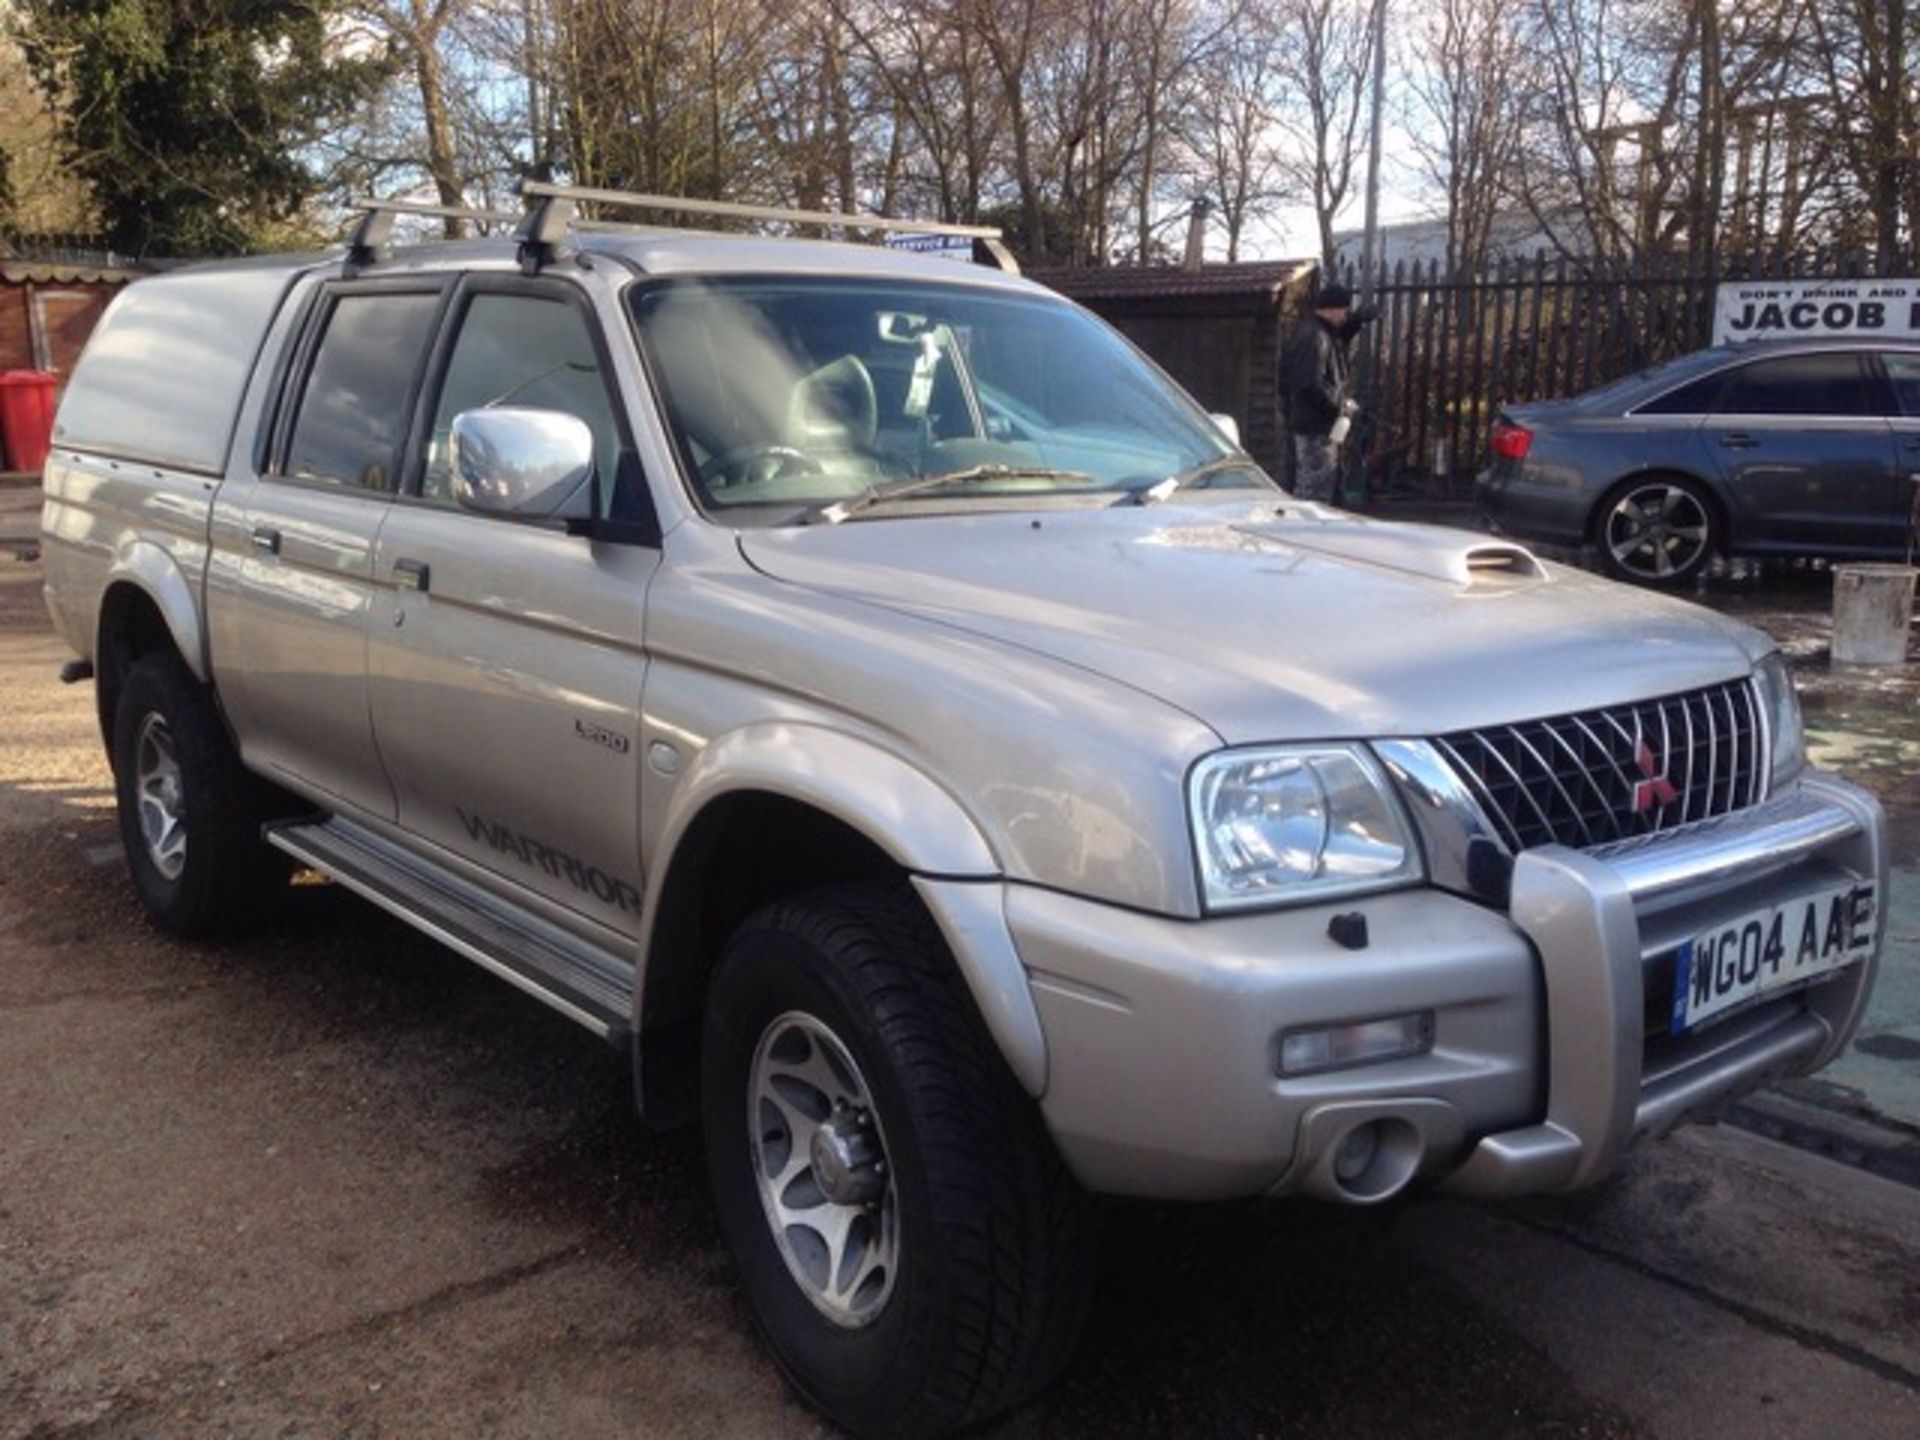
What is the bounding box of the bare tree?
[1124,0,1218,261]
[1510,0,1865,261]
[1804,0,1918,262]
[1176,0,1291,260]
[827,0,1004,221]
[749,10,872,213]
[1405,0,1531,272]
[346,0,473,233]
[1271,0,1374,266]
[317,0,1349,265]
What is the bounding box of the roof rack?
[343,198,522,274]
[516,180,1019,276]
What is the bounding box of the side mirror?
[449,407,595,523]
[1209,412,1242,448]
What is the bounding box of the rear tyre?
[1595,474,1718,587]
[111,652,290,936]
[702,883,1094,1440]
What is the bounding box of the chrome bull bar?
[1440,773,1887,1196]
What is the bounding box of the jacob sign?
[1714,278,1920,345]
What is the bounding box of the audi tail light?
[1489,417,1532,460]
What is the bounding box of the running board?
[266,817,634,1040]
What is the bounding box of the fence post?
[1464,255,1492,480]
[1487,254,1512,416]
[1436,261,1455,494]
[1399,260,1419,485]
[1381,258,1408,494]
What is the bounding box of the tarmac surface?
[3,481,1918,1438]
[1713,572,1920,1140]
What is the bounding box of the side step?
[266,817,635,1041]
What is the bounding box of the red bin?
[0,369,59,474]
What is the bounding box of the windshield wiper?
[1130,455,1264,505]
[813,464,1097,525]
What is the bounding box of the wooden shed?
[0,256,139,380]
[1031,259,1317,478]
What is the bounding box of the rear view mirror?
[449,407,595,522]
[1209,413,1242,448]
[878,310,933,342]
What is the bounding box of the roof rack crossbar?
[519,180,1019,273]
[343,197,523,274]
[348,197,522,226]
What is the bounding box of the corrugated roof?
[1032,259,1315,302]
[1,261,142,285]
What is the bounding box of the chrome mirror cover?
[449,407,595,521]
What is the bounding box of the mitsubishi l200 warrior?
[39,188,1886,1439]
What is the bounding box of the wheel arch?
[94,567,203,754]
[1587,466,1731,549]
[632,726,1044,1123]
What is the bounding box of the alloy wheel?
[1603,482,1711,581]
[748,1010,900,1328]
[133,712,188,880]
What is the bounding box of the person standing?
[1282,282,1375,502]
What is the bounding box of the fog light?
[1278,1012,1434,1076]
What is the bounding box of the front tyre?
[702,884,1093,1440]
[110,652,290,936]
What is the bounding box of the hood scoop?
[1462,544,1545,579]
[1231,515,1546,586]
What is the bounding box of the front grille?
[1432,679,1765,852]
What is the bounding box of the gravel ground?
[3,537,1917,1440]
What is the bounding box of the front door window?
[420,293,623,509]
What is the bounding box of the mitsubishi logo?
[1631,723,1679,813]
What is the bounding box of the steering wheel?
[697,443,826,488]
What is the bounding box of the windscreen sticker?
[456,808,642,917]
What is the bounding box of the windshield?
[628,277,1267,523]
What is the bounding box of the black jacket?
[1282,314,1357,436]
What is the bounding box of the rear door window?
[284,291,442,490]
[1882,353,1920,417]
[1637,372,1727,415]
[1715,352,1878,417]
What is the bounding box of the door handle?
[249,526,282,554]
[393,558,431,593]
[1718,433,1758,450]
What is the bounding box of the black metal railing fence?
[1334,248,1920,499]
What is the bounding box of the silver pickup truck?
[40,190,1885,1439]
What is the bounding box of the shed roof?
[2,261,144,286]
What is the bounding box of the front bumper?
[1010,772,1885,1202]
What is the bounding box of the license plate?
[1670,880,1876,1034]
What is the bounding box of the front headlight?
[1188,744,1424,912]
[1753,651,1806,792]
